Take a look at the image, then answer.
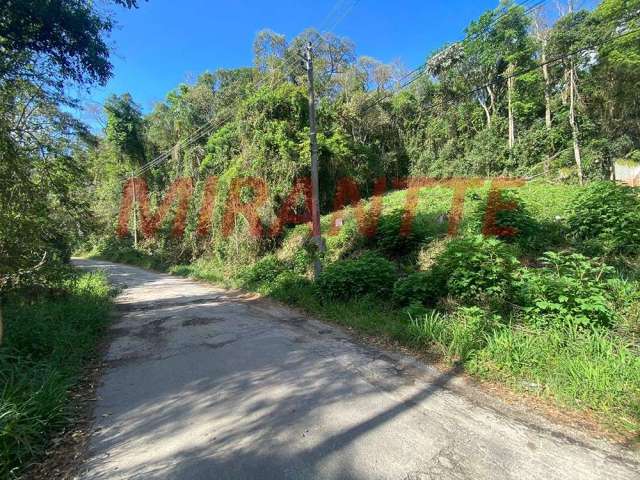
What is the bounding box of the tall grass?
[0,272,112,478]
[469,325,640,433]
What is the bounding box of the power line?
[129,0,360,178]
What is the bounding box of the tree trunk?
[542,53,552,129]
[507,63,516,150]
[487,85,496,118]
[479,99,492,127]
[542,52,552,174]
[568,62,584,185]
[533,12,552,174]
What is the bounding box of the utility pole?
[131,172,138,248]
[305,42,323,278]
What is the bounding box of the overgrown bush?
[89,236,171,271]
[481,189,542,249]
[370,209,420,256]
[323,218,363,263]
[516,252,617,329]
[238,254,285,287]
[290,247,312,275]
[435,235,519,306]
[392,271,445,307]
[316,252,397,300]
[265,271,314,304]
[567,181,640,256]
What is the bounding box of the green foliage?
[238,254,285,287]
[370,209,419,256]
[0,1,141,298]
[89,237,171,271]
[0,0,139,86]
[316,252,397,301]
[436,235,519,305]
[607,276,640,343]
[392,271,445,307]
[409,307,501,361]
[483,189,543,249]
[290,247,312,275]
[323,216,364,262]
[567,181,640,256]
[0,272,112,477]
[263,271,314,304]
[470,326,640,433]
[104,93,146,165]
[517,252,617,329]
[170,258,226,285]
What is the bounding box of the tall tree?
[492,1,533,150]
[0,0,143,343]
[104,93,147,166]
[548,5,592,184]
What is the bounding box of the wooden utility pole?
[305,42,323,278]
[131,173,138,248]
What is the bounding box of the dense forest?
[81,0,640,264]
[1,0,638,275]
[1,0,640,474]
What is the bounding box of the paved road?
[74,259,639,480]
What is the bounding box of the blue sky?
[80,0,599,125]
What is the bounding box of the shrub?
[435,235,519,306]
[516,251,617,329]
[290,247,312,275]
[277,225,313,274]
[170,258,225,284]
[408,307,501,361]
[316,252,397,300]
[266,271,314,304]
[238,254,284,287]
[481,189,542,249]
[90,236,170,270]
[567,181,640,256]
[392,271,445,307]
[371,209,420,256]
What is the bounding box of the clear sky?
[80,0,599,124]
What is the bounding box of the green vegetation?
[3,0,640,468]
[0,272,113,478]
[113,180,640,438]
[316,252,397,300]
[433,235,519,307]
[567,181,640,257]
[0,1,137,475]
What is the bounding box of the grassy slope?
[96,181,640,439]
[0,272,113,478]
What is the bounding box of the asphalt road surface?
[73,259,640,480]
